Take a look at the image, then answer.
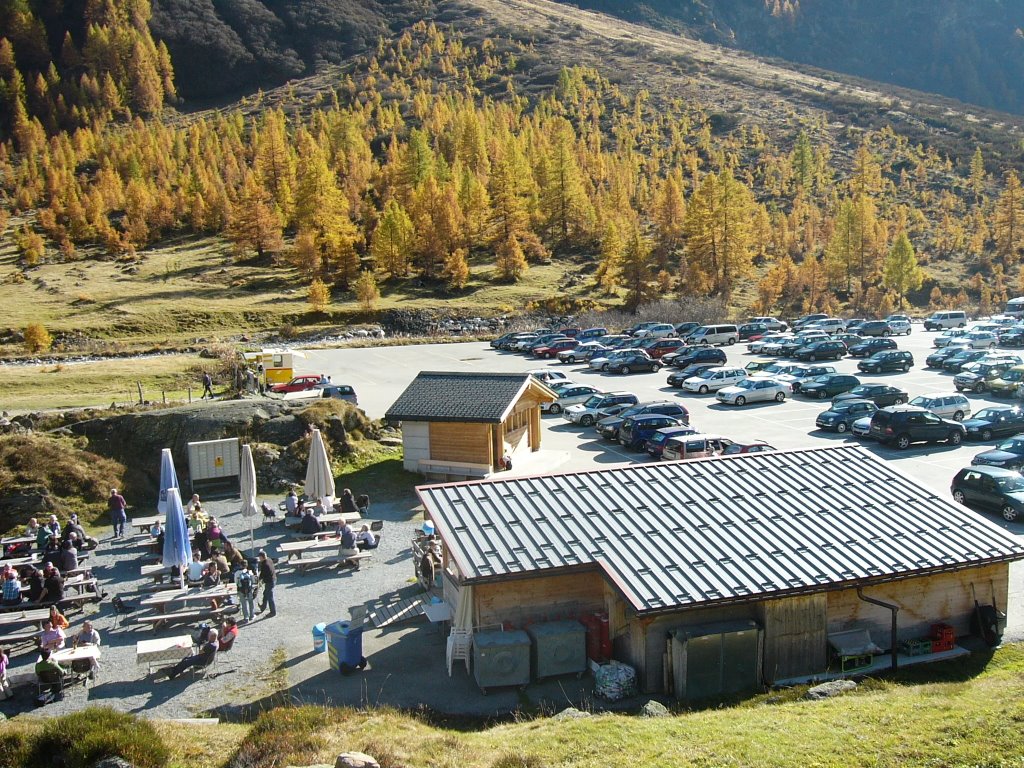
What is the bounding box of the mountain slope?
[552,0,1024,115]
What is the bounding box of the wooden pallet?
[367,596,426,628]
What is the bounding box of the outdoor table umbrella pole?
[162,487,192,591]
[239,444,259,556]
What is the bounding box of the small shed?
[386,371,556,481]
[418,445,1024,697]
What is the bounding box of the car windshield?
[909,397,932,407]
[735,379,757,390]
[996,438,1024,452]
[582,396,603,408]
[1003,369,1024,382]
[974,408,1008,420]
[811,375,833,383]
[996,475,1024,492]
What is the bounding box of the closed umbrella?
[304,428,335,504]
[157,448,179,515]
[162,487,192,590]
[239,444,259,555]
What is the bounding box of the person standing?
[201,371,214,399]
[0,648,11,699]
[234,564,256,623]
[256,550,276,618]
[108,488,127,538]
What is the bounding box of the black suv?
[606,351,661,374]
[670,346,727,369]
[857,350,913,374]
[793,340,847,361]
[799,373,861,399]
[951,466,1024,522]
[666,362,717,387]
[869,406,966,449]
[941,349,989,373]
[857,320,893,337]
[848,337,897,357]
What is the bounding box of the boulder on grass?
[335,753,380,768]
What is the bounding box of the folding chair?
[112,595,136,628]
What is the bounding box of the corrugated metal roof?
[417,445,1024,615]
[385,372,554,424]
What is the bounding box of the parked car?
[926,346,965,368]
[670,346,727,369]
[933,328,969,348]
[689,324,740,346]
[527,369,570,386]
[596,401,690,440]
[816,399,878,433]
[576,327,609,341]
[954,361,1020,393]
[673,322,701,337]
[972,436,1024,470]
[563,392,639,427]
[793,340,847,361]
[490,331,521,349]
[666,362,718,388]
[645,425,700,458]
[856,320,894,337]
[558,341,607,364]
[773,364,836,392]
[619,413,687,450]
[942,348,990,372]
[778,332,830,356]
[682,366,746,394]
[804,318,846,334]
[605,351,661,374]
[886,319,912,336]
[533,338,578,358]
[541,385,602,414]
[715,377,790,406]
[963,330,999,349]
[642,337,686,359]
[800,373,861,399]
[748,316,789,332]
[317,383,358,403]
[792,313,829,329]
[851,415,875,438]
[951,466,1024,521]
[908,392,972,421]
[271,375,324,394]
[848,337,897,357]
[748,362,806,381]
[525,334,569,354]
[511,334,541,351]
[748,332,792,354]
[924,310,968,331]
[624,322,662,337]
[495,332,536,350]
[738,322,770,341]
[857,350,914,374]
[833,332,863,349]
[589,348,641,371]
[760,335,798,356]
[634,323,676,339]
[869,406,966,449]
[832,384,908,407]
[990,364,1024,397]
[744,360,776,374]
[961,406,1024,441]
[662,433,734,461]
[721,441,775,455]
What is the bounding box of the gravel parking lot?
[6,327,1024,720]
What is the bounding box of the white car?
[749,362,806,380]
[934,328,969,347]
[909,393,972,421]
[773,364,836,392]
[803,318,845,334]
[528,369,569,385]
[542,385,602,414]
[964,331,999,349]
[851,415,874,437]
[887,319,912,336]
[563,392,639,426]
[558,341,605,364]
[716,378,791,405]
[634,323,676,339]
[748,333,792,354]
[682,366,747,394]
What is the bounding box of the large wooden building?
[386,371,556,481]
[418,446,1024,696]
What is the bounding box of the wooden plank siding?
[429,422,492,465]
[758,593,827,681]
[474,571,605,627]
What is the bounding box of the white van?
[689,324,739,346]
[682,366,746,394]
[924,311,967,331]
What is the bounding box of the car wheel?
[1002,504,1019,522]
[953,411,965,421]
[699,385,709,394]
[895,433,912,450]
[981,428,993,441]
[836,421,848,433]
[953,489,967,505]
[891,397,905,405]
[652,364,660,372]
[735,396,746,406]
[883,331,891,337]
[549,403,562,414]
[818,390,828,399]
[580,415,594,427]
[621,366,631,375]
[567,355,576,364]
[948,431,963,446]
[775,391,786,402]
[903,364,911,372]
[727,338,736,345]
[809,354,817,361]
[974,382,985,393]
[600,363,609,371]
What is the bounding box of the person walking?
[108,488,127,538]
[256,550,276,618]
[201,371,214,399]
[234,564,256,623]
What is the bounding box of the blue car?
[618,414,686,451]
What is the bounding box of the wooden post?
[162,390,167,404]
[136,381,143,405]
[188,385,192,403]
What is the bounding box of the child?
[0,648,10,699]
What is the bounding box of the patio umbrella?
[162,487,192,589]
[453,583,474,632]
[157,448,179,515]
[304,428,335,504]
[239,444,259,556]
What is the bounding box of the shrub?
[227,705,331,768]
[0,731,30,767]
[23,323,52,353]
[28,707,169,768]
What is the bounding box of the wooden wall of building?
[429,422,492,464]
[474,571,605,627]
[758,594,827,682]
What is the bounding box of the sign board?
[187,438,240,497]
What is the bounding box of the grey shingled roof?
[418,445,1024,616]
[386,371,550,423]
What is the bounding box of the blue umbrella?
[157,448,180,516]
[162,487,192,589]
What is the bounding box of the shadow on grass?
[336,458,420,513]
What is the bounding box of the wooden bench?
[0,626,42,646]
[130,604,239,631]
[277,537,353,561]
[293,552,373,574]
[417,459,491,480]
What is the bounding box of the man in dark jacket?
[39,565,64,605]
[166,630,218,679]
[256,550,276,618]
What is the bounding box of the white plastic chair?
[446,628,472,677]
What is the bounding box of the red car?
[533,339,579,359]
[271,375,323,394]
[644,338,686,360]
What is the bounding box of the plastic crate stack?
[930,623,955,653]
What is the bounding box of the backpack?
[236,570,253,596]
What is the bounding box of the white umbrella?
[157,448,179,516]
[304,428,335,504]
[239,444,259,555]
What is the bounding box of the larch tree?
[995,170,1024,265]
[353,270,381,311]
[227,172,283,260]
[443,247,470,290]
[495,232,528,282]
[970,147,987,202]
[370,198,415,278]
[595,220,624,294]
[790,130,814,192]
[254,110,296,226]
[410,175,463,280]
[539,117,594,245]
[308,278,330,313]
[619,223,655,313]
[684,169,754,299]
[882,232,923,308]
[652,172,686,262]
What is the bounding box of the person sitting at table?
[25,517,40,538]
[38,564,64,605]
[206,519,227,553]
[35,522,52,551]
[211,550,229,575]
[190,493,203,512]
[41,538,62,569]
[2,570,22,607]
[35,649,68,698]
[24,566,43,603]
[201,562,221,589]
[337,521,356,550]
[187,552,206,584]
[37,619,66,651]
[284,490,299,516]
[355,525,379,551]
[312,497,326,515]
[223,541,245,572]
[338,488,358,516]
[293,499,306,518]
[48,605,69,631]
[72,620,101,678]
[63,513,97,550]
[188,508,208,534]
[195,616,238,651]
[59,540,78,573]
[150,520,163,539]
[45,515,61,539]
[298,508,321,535]
[165,629,217,679]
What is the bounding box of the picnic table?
[1,535,35,549]
[136,635,192,674]
[140,584,236,611]
[52,645,101,666]
[277,536,353,560]
[0,608,50,628]
[283,512,358,530]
